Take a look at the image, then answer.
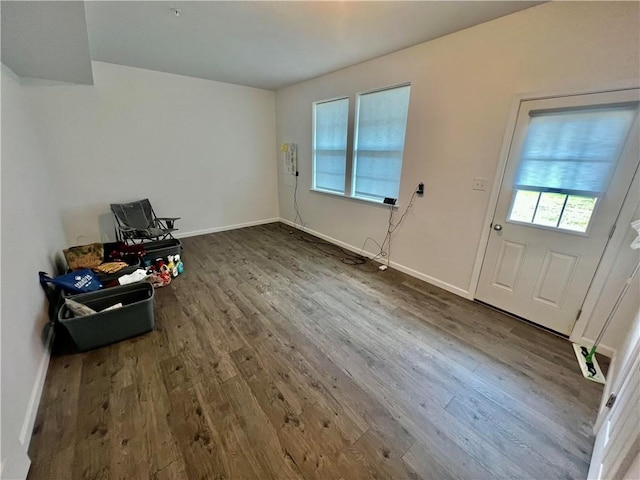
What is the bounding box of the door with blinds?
[476,89,639,335]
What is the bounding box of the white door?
[476,89,639,335]
[588,343,640,479]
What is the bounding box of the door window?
[508,106,636,233]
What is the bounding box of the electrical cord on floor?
[278,186,418,270]
[299,235,367,265]
[359,236,387,262]
[277,221,366,264]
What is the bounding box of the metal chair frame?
[110,199,180,245]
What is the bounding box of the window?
[313,98,348,193]
[353,85,411,201]
[508,105,636,232]
[312,84,411,203]
[510,190,599,232]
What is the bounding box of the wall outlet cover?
[473,177,488,191]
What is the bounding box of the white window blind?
[353,85,410,201]
[515,106,637,195]
[313,98,349,193]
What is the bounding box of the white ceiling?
[3,1,543,90]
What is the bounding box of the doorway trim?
[468,78,640,345]
[588,336,640,478]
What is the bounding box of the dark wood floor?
[27,222,606,480]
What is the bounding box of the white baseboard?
[174,218,280,239]
[19,326,54,447]
[577,336,616,359]
[278,218,471,300]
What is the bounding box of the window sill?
[310,188,398,209]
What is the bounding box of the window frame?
[310,82,411,206]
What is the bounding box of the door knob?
[493,224,503,231]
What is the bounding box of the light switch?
[473,177,488,191]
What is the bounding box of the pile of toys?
[145,254,184,288]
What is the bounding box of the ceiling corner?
[1,1,94,85]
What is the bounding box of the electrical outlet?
[473,177,488,191]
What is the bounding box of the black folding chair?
[110,199,180,244]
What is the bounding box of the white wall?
[1,64,67,479]
[24,61,279,244]
[276,2,640,340]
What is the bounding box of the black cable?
[383,204,394,266]
[299,235,367,265]
[363,190,418,266]
[293,172,304,230]
[278,186,418,270]
[279,222,294,234]
[386,190,417,266]
[390,191,417,235]
[360,237,385,258]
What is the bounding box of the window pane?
[314,98,348,193]
[354,85,410,200]
[353,152,403,200]
[533,192,566,227]
[516,106,636,195]
[559,196,598,232]
[509,189,539,223]
[508,188,598,233]
[315,152,346,193]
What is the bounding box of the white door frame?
[588,336,640,478]
[468,78,640,344]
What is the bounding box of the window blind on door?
[515,106,637,195]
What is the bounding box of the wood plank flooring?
[27,222,607,479]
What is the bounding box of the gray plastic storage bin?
[58,282,154,352]
[142,239,181,264]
